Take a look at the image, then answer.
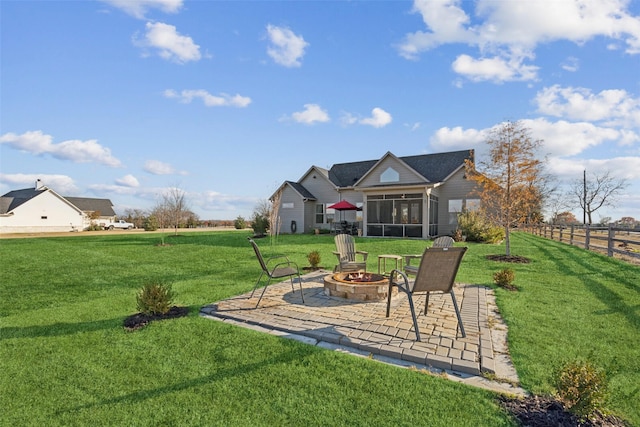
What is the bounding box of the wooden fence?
[519,223,640,262]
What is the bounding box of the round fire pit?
[323,272,397,301]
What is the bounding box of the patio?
[201,270,524,395]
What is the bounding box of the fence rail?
[519,224,640,262]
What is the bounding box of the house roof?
[402,150,473,182]
[0,187,116,216]
[277,149,474,203]
[329,149,473,188]
[0,188,47,213]
[65,197,116,216]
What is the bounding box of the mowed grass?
[1,231,638,426]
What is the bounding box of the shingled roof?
[65,197,116,216]
[328,149,473,188]
[0,187,115,216]
[0,188,46,213]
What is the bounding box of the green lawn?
[1,231,638,426]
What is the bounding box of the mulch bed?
[123,306,189,331]
[486,254,531,263]
[500,395,628,426]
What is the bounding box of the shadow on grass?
[1,318,121,340]
[57,338,318,414]
[527,237,640,329]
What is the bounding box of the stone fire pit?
[323,272,397,301]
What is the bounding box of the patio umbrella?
[327,200,359,211]
[328,200,360,224]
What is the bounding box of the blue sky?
[1,0,639,222]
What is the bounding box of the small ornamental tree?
[465,120,545,256]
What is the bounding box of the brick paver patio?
[201,270,524,395]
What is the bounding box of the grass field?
[1,231,638,426]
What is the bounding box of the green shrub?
[456,210,505,243]
[482,226,505,244]
[251,213,269,236]
[493,268,515,289]
[136,281,174,315]
[144,215,158,231]
[234,216,246,230]
[307,250,321,268]
[554,360,609,420]
[85,223,103,231]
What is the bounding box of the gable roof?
[0,188,47,213]
[65,197,116,216]
[0,187,115,216]
[273,149,474,203]
[271,180,317,201]
[354,151,428,187]
[329,149,473,188]
[402,150,473,182]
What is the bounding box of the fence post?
[570,225,574,245]
[585,224,590,250]
[559,226,563,242]
[608,223,614,257]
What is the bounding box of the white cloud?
[144,160,177,175]
[266,24,308,67]
[534,85,640,128]
[102,0,183,19]
[340,108,393,128]
[430,125,488,152]
[288,104,330,125]
[359,108,393,128]
[399,0,640,82]
[115,174,140,187]
[452,53,539,83]
[0,173,79,194]
[0,130,122,167]
[561,56,580,72]
[547,156,640,181]
[164,89,251,107]
[523,118,621,157]
[135,22,201,63]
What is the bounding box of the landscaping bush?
[143,215,158,231]
[234,216,246,230]
[307,250,321,268]
[251,213,269,237]
[136,281,175,315]
[554,359,609,420]
[85,223,103,231]
[493,268,516,290]
[457,210,505,243]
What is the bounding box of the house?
[0,180,116,233]
[65,197,116,225]
[272,149,480,238]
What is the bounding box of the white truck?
[101,219,135,230]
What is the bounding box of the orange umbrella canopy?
[327,200,359,210]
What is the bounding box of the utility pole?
[583,170,587,225]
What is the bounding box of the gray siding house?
[272,149,480,239]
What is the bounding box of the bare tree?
[569,171,628,225]
[163,186,190,235]
[465,120,545,256]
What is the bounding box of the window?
[315,204,324,224]
[380,167,399,183]
[366,193,423,238]
[282,202,294,209]
[448,199,463,213]
[429,195,439,236]
[466,199,481,211]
